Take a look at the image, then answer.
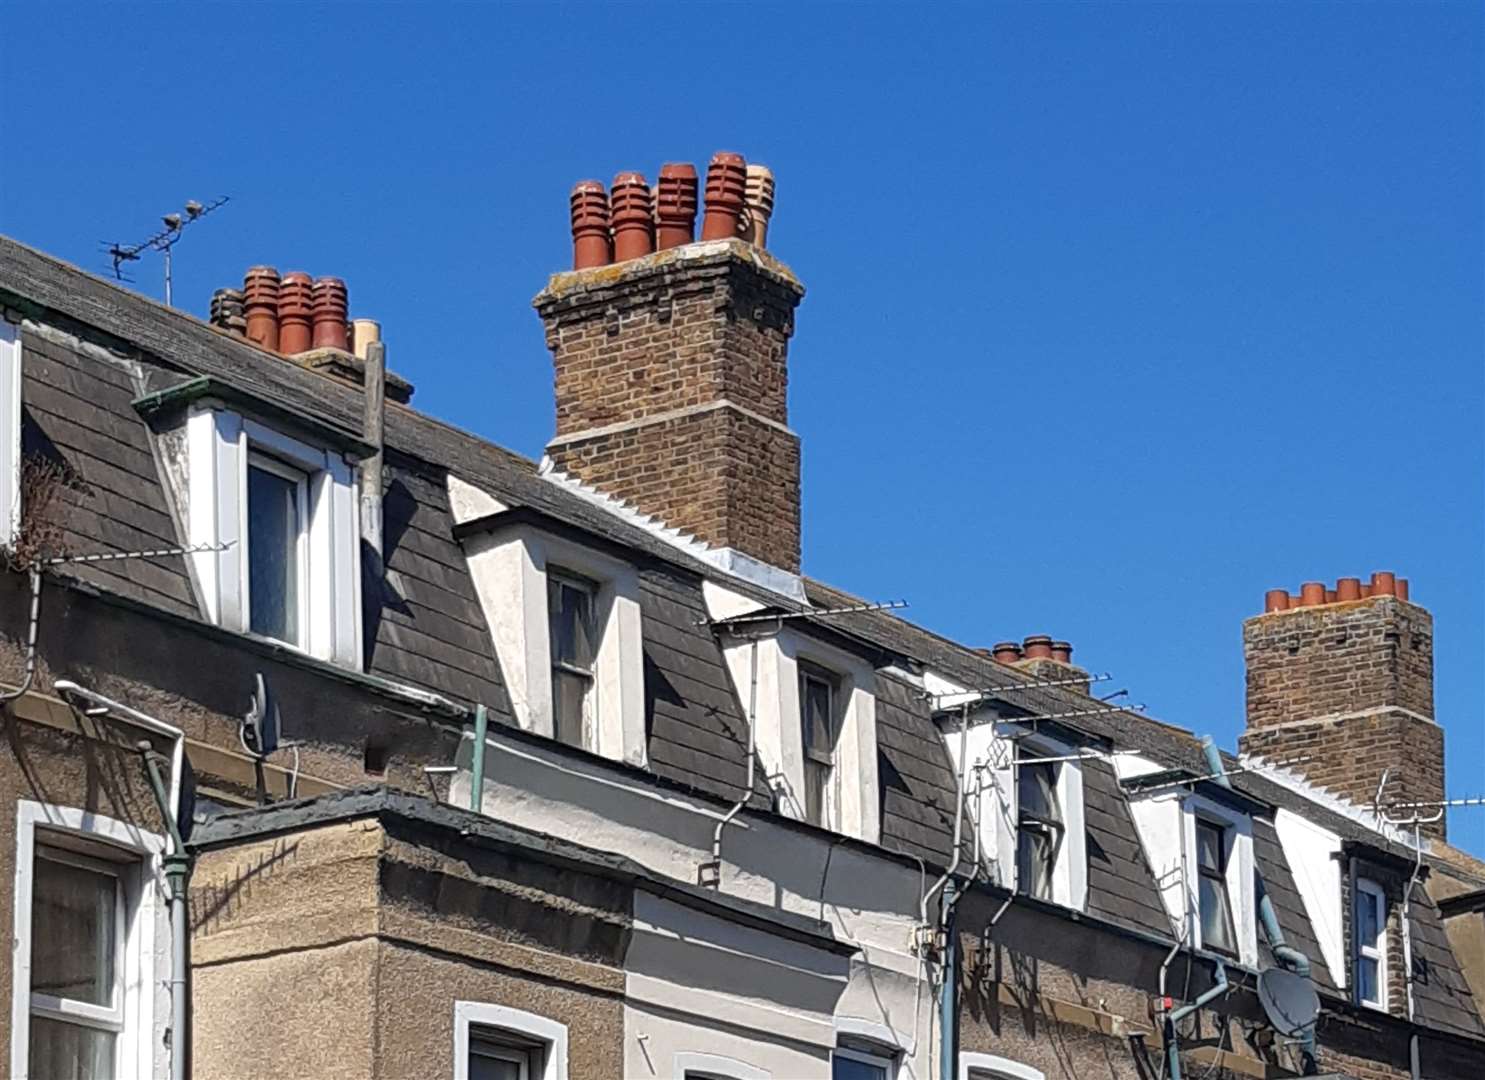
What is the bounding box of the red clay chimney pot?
[655,163,699,250]
[1370,571,1396,598]
[1300,582,1327,608]
[990,641,1022,665]
[610,172,656,263]
[243,265,282,351]
[1264,589,1290,613]
[701,152,747,241]
[1022,634,1054,660]
[1050,640,1073,664]
[277,272,315,354]
[570,180,613,270]
[1396,578,1410,601]
[1335,577,1362,602]
[311,276,350,351]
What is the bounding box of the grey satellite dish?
[241,672,280,757]
[1257,966,1320,1037]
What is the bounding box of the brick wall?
[1240,596,1445,839]
[535,239,805,571]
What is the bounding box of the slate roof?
[2,234,1481,1039]
[1252,817,1338,991]
[1409,880,1485,1037]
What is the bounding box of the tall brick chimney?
[1239,573,1445,838]
[534,189,806,572]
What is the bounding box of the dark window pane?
[1196,822,1223,873]
[552,669,589,747]
[833,1055,889,1080]
[804,759,829,825]
[801,673,834,756]
[1357,955,1379,1004]
[1357,889,1380,945]
[1018,762,1060,824]
[1199,871,1237,955]
[548,577,594,669]
[1017,826,1055,899]
[29,1016,115,1080]
[248,463,301,644]
[32,853,116,1005]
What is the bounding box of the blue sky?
[2,3,1481,851]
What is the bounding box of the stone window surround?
[452,1000,568,1080]
[718,624,881,845]
[461,520,647,768]
[184,406,362,667]
[0,318,19,548]
[960,1052,1046,1080]
[672,1051,772,1080]
[10,800,166,1080]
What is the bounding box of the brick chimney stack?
[1239,572,1445,838]
[535,154,805,572]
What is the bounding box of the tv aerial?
[103,195,229,307]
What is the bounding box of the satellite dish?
[1257,966,1319,1037]
[241,672,280,757]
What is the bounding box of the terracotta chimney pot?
[1050,640,1073,664]
[1022,634,1054,660]
[1396,578,1410,601]
[1300,582,1327,608]
[277,272,315,354]
[701,152,747,241]
[570,180,613,270]
[242,266,282,351]
[1335,577,1362,602]
[352,319,382,361]
[655,163,699,250]
[990,641,1022,665]
[1264,589,1290,613]
[1370,571,1396,598]
[311,277,350,351]
[610,172,655,262]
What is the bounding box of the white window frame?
[1181,794,1257,967]
[10,800,165,1080]
[833,1044,896,1079]
[186,407,362,667]
[673,1051,771,1080]
[245,450,311,647]
[960,1052,1045,1080]
[718,626,881,843]
[452,1001,567,1080]
[0,318,21,547]
[462,523,647,766]
[1354,877,1388,1011]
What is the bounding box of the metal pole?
[469,704,488,812]
[141,745,190,1080]
[940,876,958,1080]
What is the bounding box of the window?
[1016,759,1063,901]
[12,802,163,1080]
[453,1001,567,1080]
[960,1052,1046,1080]
[548,569,597,748]
[800,661,840,825]
[0,318,19,548]
[183,409,361,666]
[673,1054,770,1080]
[1355,878,1388,1010]
[833,1045,894,1080]
[1196,819,1238,957]
[247,453,308,645]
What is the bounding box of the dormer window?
[799,661,841,826]
[1016,759,1064,901]
[1354,877,1388,1010]
[547,568,598,748]
[1196,819,1238,957]
[247,453,309,646]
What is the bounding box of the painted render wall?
[453,727,936,1078]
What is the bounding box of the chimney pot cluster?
[1263,570,1410,613]
[566,151,776,270]
[223,266,367,358]
[990,636,1075,666]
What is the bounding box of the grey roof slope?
[18,328,197,616]
[1252,817,1337,991]
[875,671,963,866]
[1084,756,1175,935]
[1409,881,1485,1037]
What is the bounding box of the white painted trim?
[959,1051,1045,1080]
[834,1016,914,1058]
[446,473,508,525]
[1241,753,1421,850]
[0,318,21,546]
[673,1051,772,1080]
[1273,808,1345,987]
[461,522,647,766]
[11,801,166,1080]
[453,1000,568,1080]
[1012,733,1088,911]
[1354,877,1389,1010]
[546,397,798,445]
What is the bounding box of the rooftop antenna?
[103,196,230,306]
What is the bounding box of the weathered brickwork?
[535,238,806,571]
[1241,597,1445,839]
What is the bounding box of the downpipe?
[1164,959,1228,1080]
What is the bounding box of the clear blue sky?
[3,3,1481,852]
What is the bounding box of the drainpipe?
[1164,959,1228,1080]
[468,703,488,812]
[1201,736,1316,1072]
[53,680,189,1080]
[940,876,959,1080]
[706,635,760,885]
